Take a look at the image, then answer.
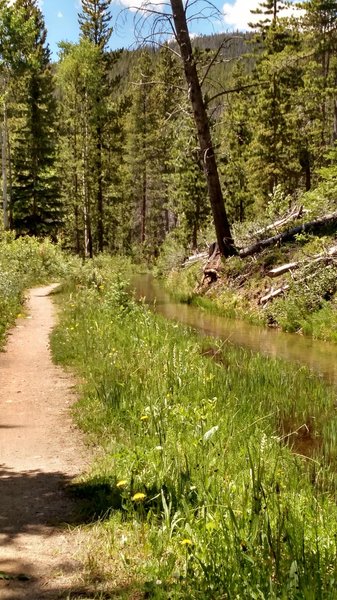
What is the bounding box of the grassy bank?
[162,234,337,342]
[0,234,68,346]
[52,258,337,599]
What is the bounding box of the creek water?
[132,273,337,386]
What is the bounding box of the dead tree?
[169,0,236,257]
[129,1,237,257]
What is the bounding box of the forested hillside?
[1,0,337,261]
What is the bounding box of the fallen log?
[260,285,290,304]
[182,252,208,267]
[239,211,337,258]
[268,262,299,277]
[254,205,305,237]
[267,245,337,278]
[261,262,337,304]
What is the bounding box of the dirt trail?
[0,285,89,599]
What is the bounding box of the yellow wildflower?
[116,480,127,488]
[180,539,193,546]
[140,415,149,421]
[132,492,146,502]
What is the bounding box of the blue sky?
[40,1,297,59]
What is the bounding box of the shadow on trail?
[0,467,143,598]
[0,465,76,543]
[0,579,142,600]
[0,562,142,600]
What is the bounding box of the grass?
[52,258,337,598]
[0,233,70,347]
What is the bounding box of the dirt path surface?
[0,285,89,599]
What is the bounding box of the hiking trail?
[0,285,88,599]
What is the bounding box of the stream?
[132,273,337,386]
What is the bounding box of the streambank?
[132,273,337,385]
[160,235,337,344]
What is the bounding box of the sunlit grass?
[52,258,337,598]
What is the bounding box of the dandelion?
[180,539,193,546]
[132,492,146,502]
[116,480,127,488]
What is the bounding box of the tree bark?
[7,120,13,229]
[169,0,236,257]
[2,101,9,230]
[83,91,93,259]
[97,125,104,252]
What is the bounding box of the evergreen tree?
[0,1,36,229]
[78,0,115,252]
[124,50,155,250]
[57,40,106,257]
[79,0,113,51]
[218,63,254,223]
[300,1,337,151]
[169,117,209,250]
[247,0,304,210]
[10,0,62,237]
[147,46,183,248]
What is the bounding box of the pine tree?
[247,0,304,210]
[124,50,155,250]
[10,0,62,237]
[57,40,107,257]
[78,0,115,252]
[147,46,183,248]
[169,117,209,250]
[79,0,113,50]
[218,62,254,223]
[300,1,337,152]
[0,1,36,229]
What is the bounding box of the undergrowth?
[52,258,337,599]
[0,233,69,346]
[161,235,337,342]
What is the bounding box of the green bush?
[0,236,68,345]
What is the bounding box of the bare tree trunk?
[141,167,147,244]
[2,102,9,230]
[97,126,104,252]
[82,155,90,259]
[169,0,236,257]
[140,91,147,245]
[83,92,93,259]
[7,122,13,229]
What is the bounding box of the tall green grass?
[52,259,337,598]
[0,234,69,345]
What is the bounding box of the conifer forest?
[2,0,337,260]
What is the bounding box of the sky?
[39,0,297,59]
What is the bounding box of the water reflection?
[132,274,337,386]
